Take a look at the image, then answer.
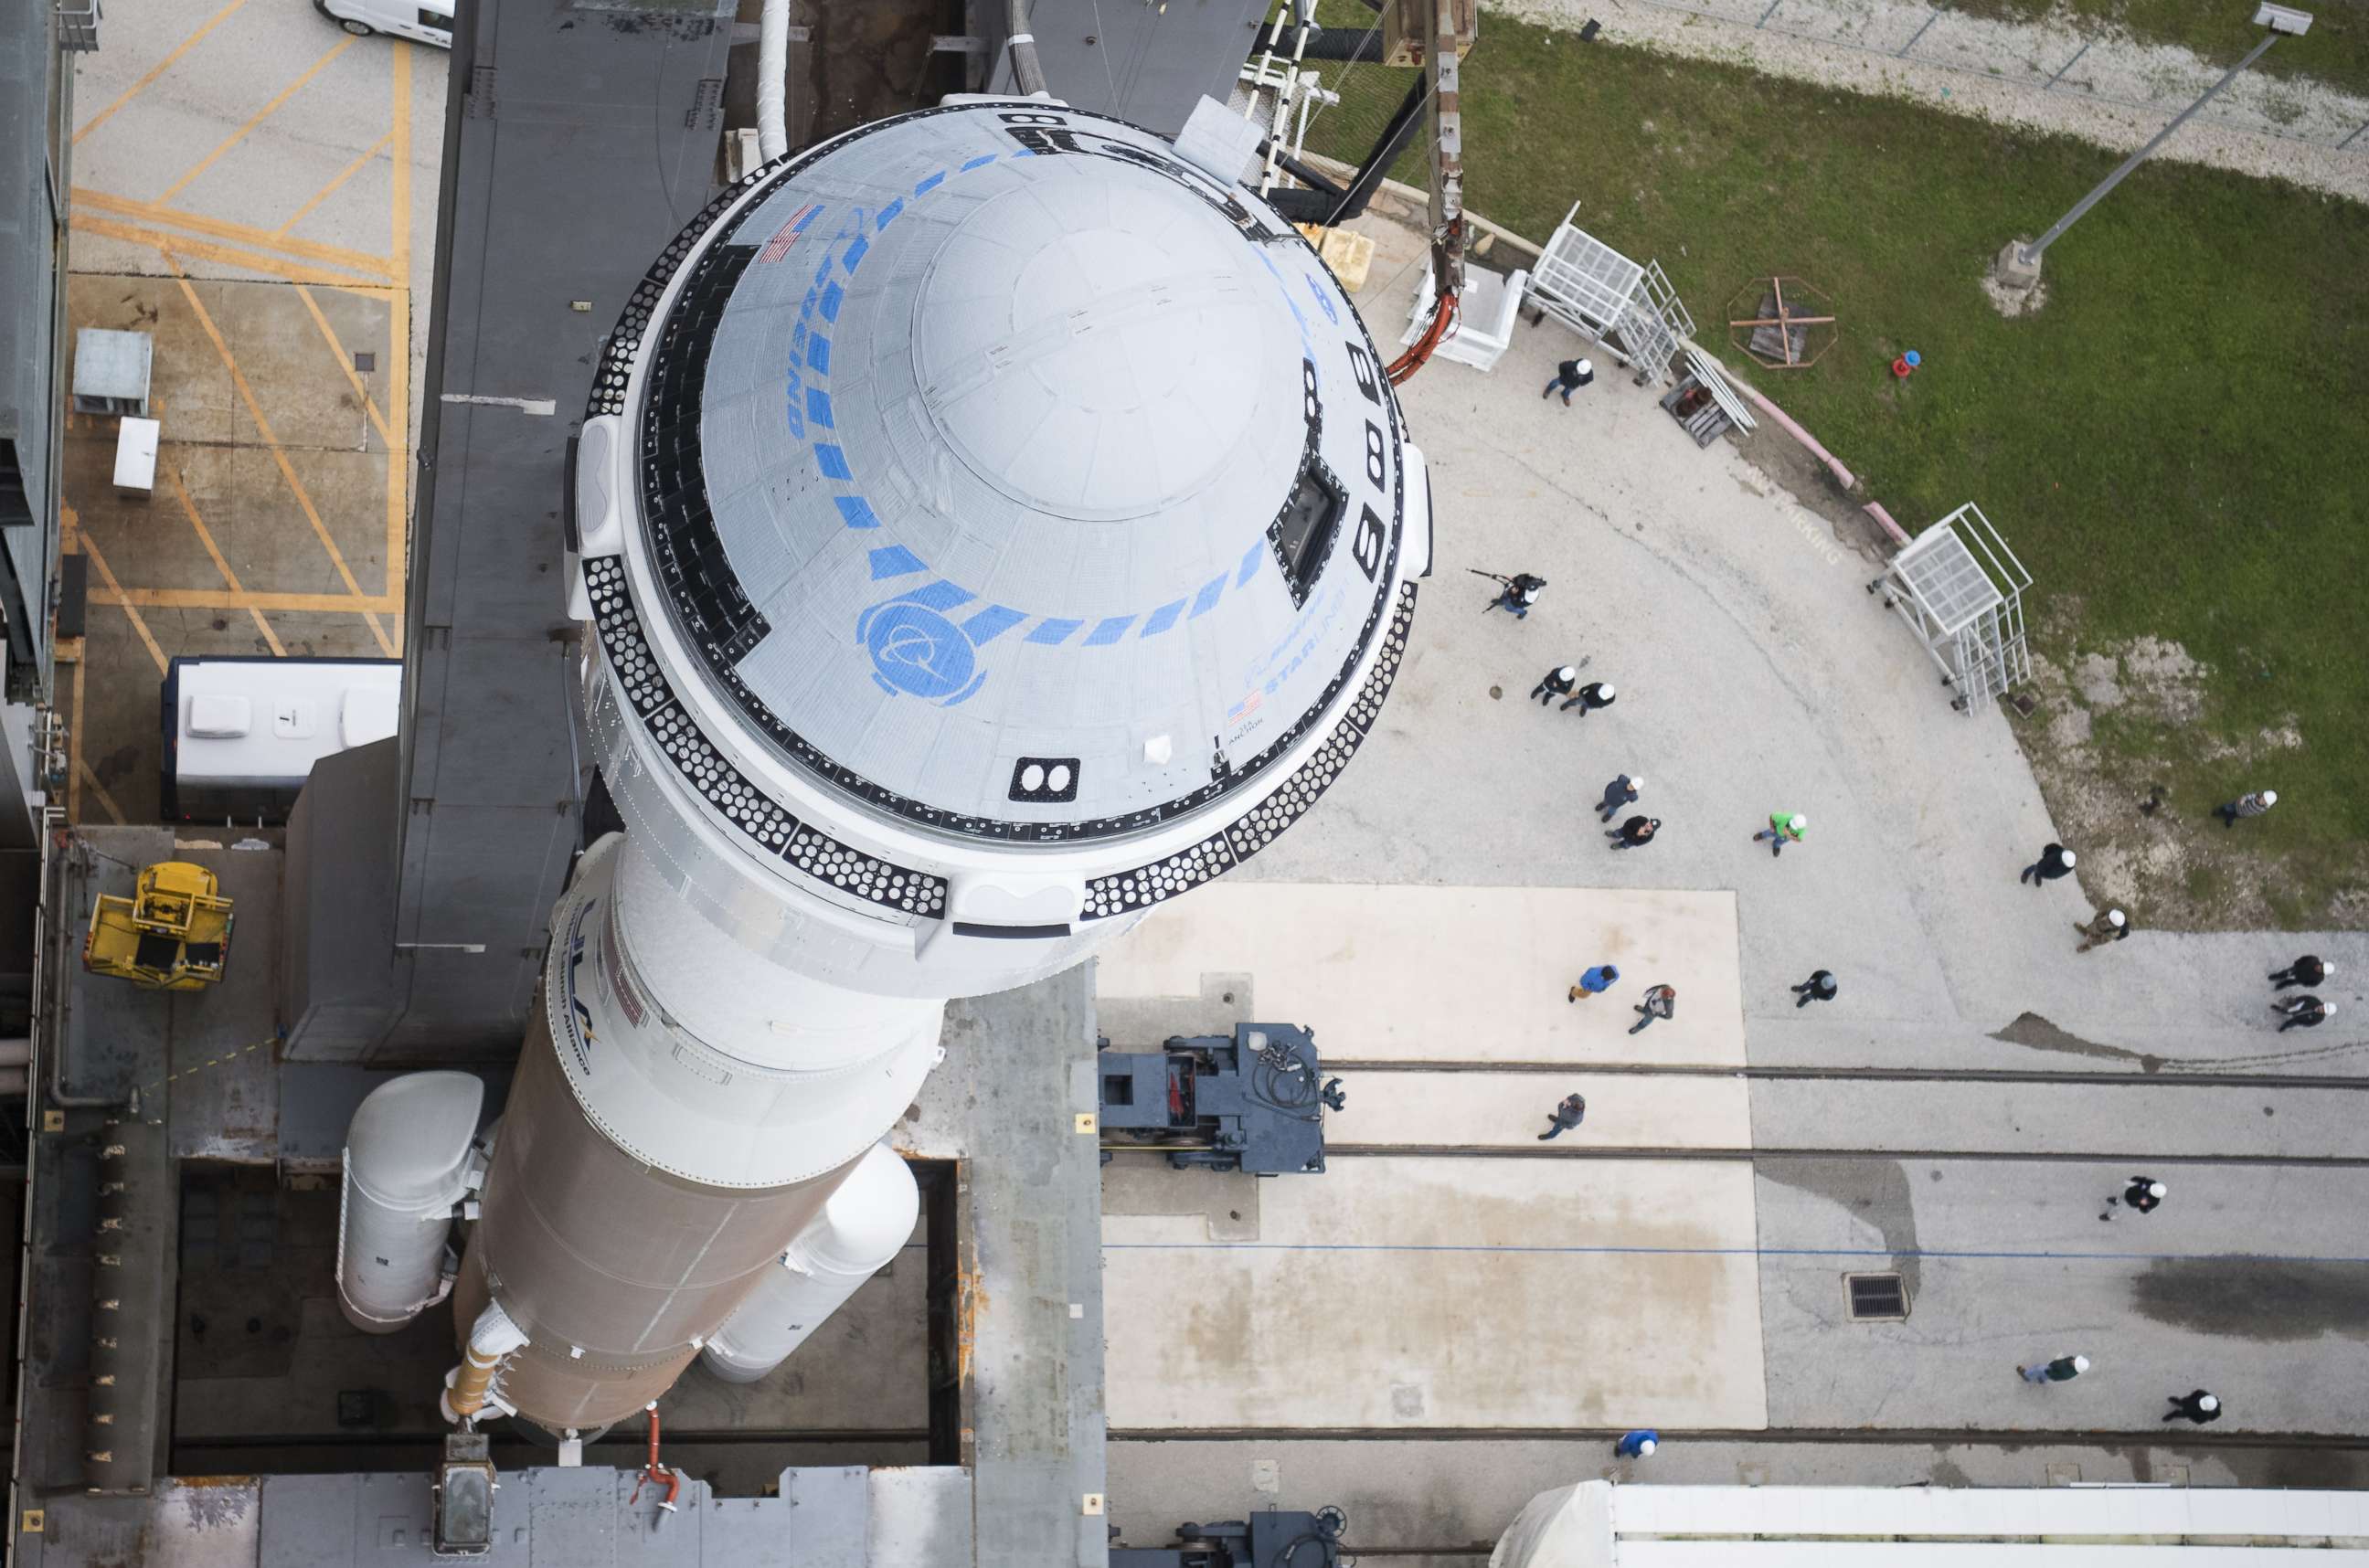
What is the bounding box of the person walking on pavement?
[1536,1093,1588,1141]
[1606,815,1660,850]
[1482,572,1547,619]
[1753,810,1807,858]
[2018,1353,2088,1385]
[1560,680,1615,716]
[1612,1429,1658,1458]
[2269,955,2332,990]
[2021,842,2077,886]
[2276,996,2333,1032]
[2163,1390,2222,1425]
[2102,1176,2166,1221]
[2076,908,2130,952]
[1568,964,1620,1002]
[1596,774,1642,822]
[1629,985,1676,1035]
[1791,970,1838,1007]
[1542,357,1595,404]
[1531,665,1579,706]
[2214,789,2278,828]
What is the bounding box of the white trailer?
[162,655,401,822]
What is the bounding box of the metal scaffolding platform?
[1524,205,1694,384]
[1866,503,2033,715]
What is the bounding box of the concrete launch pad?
[1104,1155,1770,1433]
[1096,883,1747,1067]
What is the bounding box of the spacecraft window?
[1273,461,1347,604]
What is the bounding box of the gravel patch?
[1492,0,2369,205]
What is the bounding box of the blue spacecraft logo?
[858,598,986,706]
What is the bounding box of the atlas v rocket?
[335,101,1429,1436]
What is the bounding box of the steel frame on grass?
[1524,203,1694,384]
[1867,503,2033,715]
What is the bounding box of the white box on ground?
[112,417,159,496]
[1405,264,1528,373]
[73,327,154,416]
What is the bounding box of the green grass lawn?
[1304,20,2369,922]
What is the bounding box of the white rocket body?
[335,1072,483,1333]
[703,1142,922,1383]
[398,100,1425,1432]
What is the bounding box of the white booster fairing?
[402,100,1426,1433]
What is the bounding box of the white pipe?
[755,0,790,162]
[0,1066,25,1096]
[700,1143,920,1384]
[0,1036,29,1068]
[337,1071,484,1334]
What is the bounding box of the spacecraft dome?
[601,104,1418,868]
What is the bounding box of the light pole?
[1992,4,2312,294]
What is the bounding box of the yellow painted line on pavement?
[158,36,359,206]
[274,131,394,239]
[294,284,396,450]
[168,465,286,656]
[165,255,397,657]
[387,41,414,623]
[77,759,129,827]
[70,212,375,289]
[75,188,396,281]
[73,0,253,145]
[77,534,171,678]
[111,586,402,614]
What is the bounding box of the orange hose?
[631,1403,681,1512]
[1386,291,1459,387]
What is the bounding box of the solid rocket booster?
[450,99,1430,1433]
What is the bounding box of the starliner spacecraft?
[335,100,1429,1436]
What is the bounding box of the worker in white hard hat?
[2269,955,2332,990]
[1596,773,1643,823]
[1559,679,1615,716]
[2076,907,2130,952]
[2104,1175,2166,1221]
[2164,1390,2222,1425]
[1754,810,1808,857]
[1612,1428,1659,1457]
[2019,1353,2089,1385]
[2215,788,2279,827]
[2021,842,2077,886]
[1542,357,1596,405]
[2276,995,2334,1032]
[1530,665,1580,707]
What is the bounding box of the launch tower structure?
[343,101,1429,1436]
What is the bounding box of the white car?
[313,0,453,47]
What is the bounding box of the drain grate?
[1845,1272,1909,1321]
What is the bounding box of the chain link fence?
[1518,0,2369,154]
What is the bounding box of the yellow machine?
[82,861,235,991]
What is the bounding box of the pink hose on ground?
[1723,375,1855,491]
[1860,501,1911,546]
